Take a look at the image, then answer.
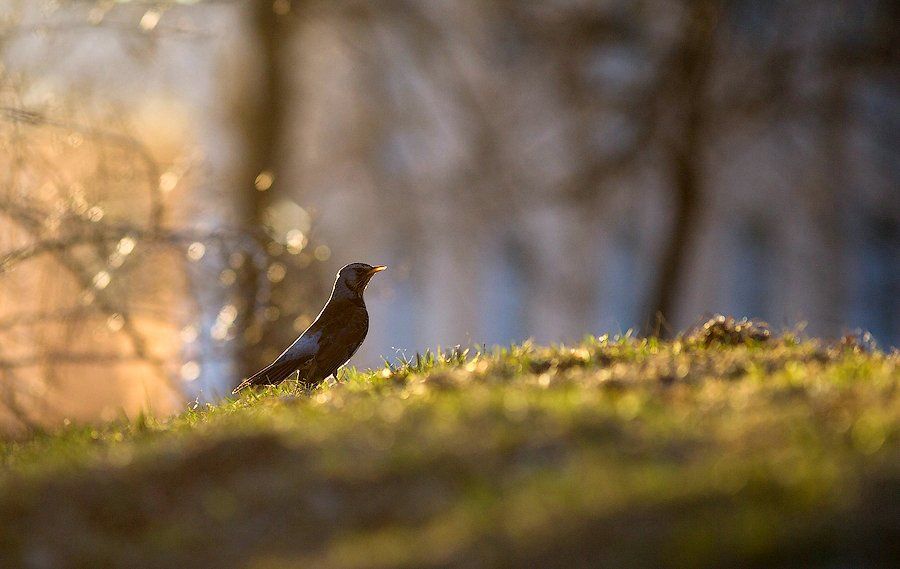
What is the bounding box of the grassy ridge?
[1,328,898,568]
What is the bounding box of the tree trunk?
[645,0,719,336]
[232,1,290,383]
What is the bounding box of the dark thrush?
[233,262,386,393]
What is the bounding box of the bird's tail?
[232,358,298,394]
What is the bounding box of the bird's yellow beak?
[368,265,387,276]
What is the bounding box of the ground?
[1,320,898,568]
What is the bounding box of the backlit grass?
[1,328,897,568]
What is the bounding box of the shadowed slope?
[1,331,897,568]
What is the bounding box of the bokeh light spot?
[181,325,198,343]
[159,171,179,193]
[187,242,206,261]
[286,229,305,254]
[267,262,286,283]
[107,313,124,332]
[180,361,201,382]
[254,170,274,191]
[87,206,104,222]
[92,271,111,290]
[218,304,238,325]
[293,314,311,332]
[211,324,228,341]
[314,245,331,261]
[140,9,162,32]
[116,236,136,256]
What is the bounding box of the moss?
[0,333,897,568]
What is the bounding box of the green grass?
[1,329,898,568]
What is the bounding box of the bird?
[232,262,386,393]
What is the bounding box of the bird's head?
[332,262,386,298]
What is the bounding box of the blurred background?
[0,0,896,432]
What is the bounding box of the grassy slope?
[1,331,898,569]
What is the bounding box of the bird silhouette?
[232,262,386,393]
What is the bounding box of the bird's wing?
[305,306,368,382]
[279,329,322,362]
[232,331,321,394]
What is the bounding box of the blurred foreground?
[2,325,897,568]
